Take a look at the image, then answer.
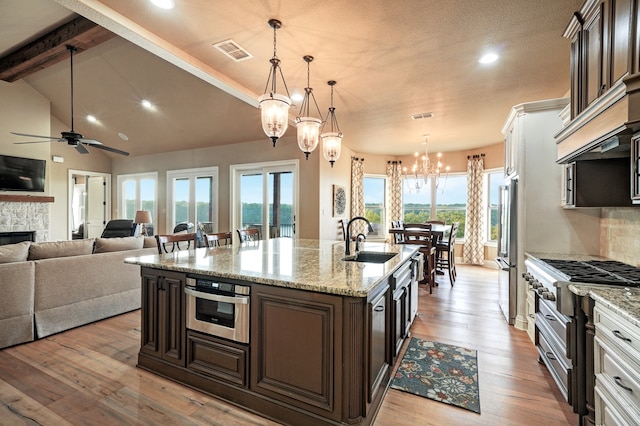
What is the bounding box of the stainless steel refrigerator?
[496,177,517,325]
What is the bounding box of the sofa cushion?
[28,239,95,260]
[94,236,144,253]
[0,241,30,264]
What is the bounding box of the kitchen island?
[125,238,420,426]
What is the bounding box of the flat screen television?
[0,154,46,192]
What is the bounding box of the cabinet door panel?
[162,273,185,365]
[141,271,160,356]
[369,290,388,403]
[611,0,631,84]
[584,4,604,106]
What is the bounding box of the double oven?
[523,255,640,424]
[184,276,250,344]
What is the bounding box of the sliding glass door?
[231,160,298,240]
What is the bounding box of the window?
[117,172,157,235]
[402,174,467,239]
[486,170,502,242]
[167,167,218,234]
[402,181,432,223]
[363,175,386,238]
[435,174,467,239]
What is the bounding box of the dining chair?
[155,233,198,254]
[436,222,459,286]
[401,229,437,293]
[236,228,261,243]
[204,231,233,247]
[403,223,432,232]
[390,220,404,244]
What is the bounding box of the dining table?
[389,223,450,244]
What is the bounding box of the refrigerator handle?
[495,257,511,271]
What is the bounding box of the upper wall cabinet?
[555,0,640,163]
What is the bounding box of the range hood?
[555,73,640,163]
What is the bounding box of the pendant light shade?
[296,56,323,159]
[259,19,292,147]
[320,81,342,167]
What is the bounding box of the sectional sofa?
[0,236,157,349]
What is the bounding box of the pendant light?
[320,80,343,167]
[296,55,323,159]
[258,19,292,147]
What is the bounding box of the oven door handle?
[184,287,249,305]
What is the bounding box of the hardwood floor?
[0,265,577,425]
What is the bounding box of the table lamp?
[134,210,152,236]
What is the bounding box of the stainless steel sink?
[342,251,397,263]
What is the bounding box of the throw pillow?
[0,241,31,264]
[94,236,144,253]
[28,239,95,260]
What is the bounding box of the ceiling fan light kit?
[10,45,129,157]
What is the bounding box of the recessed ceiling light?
[141,99,153,109]
[118,132,129,141]
[87,115,97,123]
[150,0,175,9]
[479,53,499,64]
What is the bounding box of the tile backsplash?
[0,201,49,242]
[601,208,640,266]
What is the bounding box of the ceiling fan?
[11,45,129,156]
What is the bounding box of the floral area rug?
[390,338,480,413]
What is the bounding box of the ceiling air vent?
[411,112,434,120]
[213,39,253,62]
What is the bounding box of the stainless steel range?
[523,255,640,425]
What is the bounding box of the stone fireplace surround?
[0,196,51,242]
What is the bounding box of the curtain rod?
[467,153,485,159]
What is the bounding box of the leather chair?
[100,219,135,238]
[155,233,198,254]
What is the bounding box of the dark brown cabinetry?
[632,134,640,202]
[368,284,390,405]
[563,158,631,207]
[186,330,248,387]
[140,268,185,365]
[568,0,632,118]
[391,261,413,357]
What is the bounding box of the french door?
[231,160,298,240]
[167,167,218,234]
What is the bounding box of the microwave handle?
[184,287,249,305]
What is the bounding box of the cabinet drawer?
[595,335,640,410]
[594,305,640,363]
[186,331,248,387]
[595,378,633,426]
[538,331,570,401]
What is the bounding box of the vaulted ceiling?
[0,0,582,158]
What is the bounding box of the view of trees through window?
[487,170,502,241]
[364,176,386,236]
[402,174,467,239]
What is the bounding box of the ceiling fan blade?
[14,140,60,144]
[78,138,103,145]
[89,144,130,156]
[75,143,89,154]
[11,131,59,140]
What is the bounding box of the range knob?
[542,292,556,301]
[531,280,543,289]
[522,272,532,281]
[537,287,548,295]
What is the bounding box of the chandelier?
[321,80,342,167]
[403,138,449,192]
[258,19,292,147]
[296,55,324,159]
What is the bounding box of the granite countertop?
[125,238,419,297]
[589,287,640,329]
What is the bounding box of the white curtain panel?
[463,155,485,265]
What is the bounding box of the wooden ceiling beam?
[0,16,115,82]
